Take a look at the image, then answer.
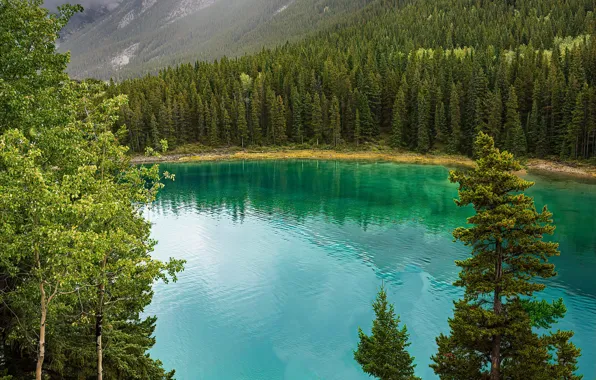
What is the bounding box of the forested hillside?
[58,0,373,79]
[112,0,596,160]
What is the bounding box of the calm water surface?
[145,161,596,379]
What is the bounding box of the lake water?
[145,160,596,379]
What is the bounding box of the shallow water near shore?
[145,160,596,379]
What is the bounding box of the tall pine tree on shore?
[431,133,581,380]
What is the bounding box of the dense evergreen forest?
[112,0,596,161]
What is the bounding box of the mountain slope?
[58,0,372,79]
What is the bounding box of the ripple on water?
[146,161,596,379]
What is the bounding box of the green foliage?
[431,133,581,379]
[354,286,419,380]
[110,0,596,160]
[391,88,406,148]
[0,1,183,378]
[521,298,567,329]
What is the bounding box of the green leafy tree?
[0,2,183,379]
[431,133,581,380]
[354,286,419,380]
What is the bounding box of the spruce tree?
[431,133,581,380]
[149,114,160,150]
[250,88,261,144]
[274,95,288,144]
[354,109,361,147]
[330,95,341,147]
[504,86,527,157]
[222,107,232,146]
[434,100,447,146]
[417,85,431,153]
[391,88,406,148]
[486,90,502,141]
[567,87,587,159]
[312,93,323,145]
[447,85,462,154]
[209,101,219,146]
[237,100,248,148]
[291,86,304,144]
[354,286,420,380]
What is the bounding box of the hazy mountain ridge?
[58,0,373,80]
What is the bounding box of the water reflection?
[147,160,596,379]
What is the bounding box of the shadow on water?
[154,160,596,295]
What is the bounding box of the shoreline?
[131,149,596,179]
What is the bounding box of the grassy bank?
[131,145,596,179]
[132,146,473,167]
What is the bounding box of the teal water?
[145,161,596,379]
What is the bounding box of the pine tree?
[504,87,527,157]
[237,100,248,148]
[222,107,232,146]
[487,90,502,142]
[448,85,462,154]
[566,87,587,159]
[209,101,219,146]
[330,95,341,147]
[312,93,323,145]
[527,97,539,154]
[273,95,287,145]
[431,133,581,380]
[250,87,261,144]
[356,89,374,140]
[354,109,362,147]
[149,114,160,150]
[417,85,431,153]
[434,99,447,146]
[391,88,406,148]
[354,286,420,380]
[291,86,304,144]
[536,117,549,158]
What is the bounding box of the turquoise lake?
[144,160,596,379]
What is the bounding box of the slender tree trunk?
[96,256,107,380]
[36,282,47,380]
[490,242,503,380]
[96,303,103,380]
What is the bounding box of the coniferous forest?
[1,0,595,379]
[112,0,596,161]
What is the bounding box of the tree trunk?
[490,242,503,380]
[96,304,103,380]
[36,282,47,380]
[96,256,107,380]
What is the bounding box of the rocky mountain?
[55,0,372,80]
